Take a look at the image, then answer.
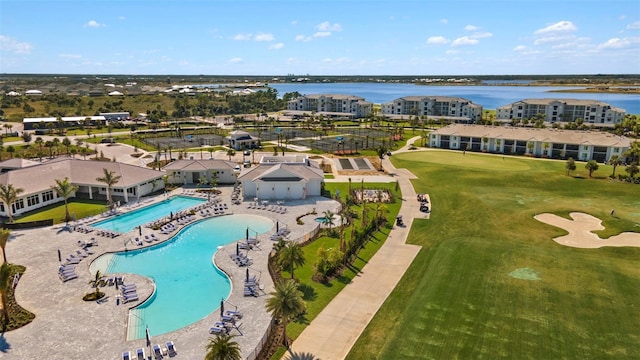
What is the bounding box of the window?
[42,190,54,202]
[27,194,40,207]
[12,199,24,213]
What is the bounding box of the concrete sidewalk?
[288,137,426,359]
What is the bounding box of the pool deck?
[3,186,340,359]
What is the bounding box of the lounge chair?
[122,351,131,360]
[136,348,145,360]
[60,272,78,282]
[153,344,163,360]
[166,341,177,357]
[209,325,227,335]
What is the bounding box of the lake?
[269,83,640,114]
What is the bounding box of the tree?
[277,241,306,280]
[5,145,15,159]
[0,228,10,264]
[585,160,599,177]
[0,184,24,223]
[89,269,103,299]
[626,162,639,179]
[0,263,11,326]
[226,149,236,161]
[62,137,72,156]
[322,210,335,231]
[265,279,306,348]
[52,177,79,223]
[609,155,622,177]
[565,157,576,176]
[95,168,121,207]
[204,334,241,360]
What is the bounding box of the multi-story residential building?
[287,94,372,118]
[429,124,631,162]
[496,98,626,127]
[382,96,483,122]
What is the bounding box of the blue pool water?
[90,214,273,339]
[92,196,206,233]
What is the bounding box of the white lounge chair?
[166,341,177,357]
[136,348,145,360]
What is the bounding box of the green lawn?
[348,150,640,359]
[16,199,107,224]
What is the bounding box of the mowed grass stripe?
[347,150,640,359]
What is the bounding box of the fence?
[246,319,276,360]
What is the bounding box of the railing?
[246,318,276,360]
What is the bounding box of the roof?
[431,124,632,147]
[0,158,40,169]
[238,162,323,182]
[0,159,164,196]
[23,116,105,123]
[162,159,236,172]
[391,95,473,103]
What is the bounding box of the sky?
[1,0,639,75]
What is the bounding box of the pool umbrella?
[236,242,239,256]
[220,300,225,317]
[246,227,249,240]
[276,221,279,233]
[246,268,249,281]
[145,326,151,347]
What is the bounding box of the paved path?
[288,136,428,359]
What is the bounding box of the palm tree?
[226,149,236,161]
[96,168,122,207]
[626,162,639,179]
[0,228,11,264]
[609,155,622,177]
[0,184,24,223]
[585,160,599,177]
[277,241,306,279]
[204,334,241,360]
[0,262,11,326]
[52,177,79,223]
[89,269,102,298]
[265,279,306,348]
[322,210,335,231]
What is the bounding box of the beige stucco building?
[287,94,372,118]
[496,98,626,127]
[382,96,482,122]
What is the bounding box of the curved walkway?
[288,136,427,359]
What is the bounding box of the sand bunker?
[534,212,640,249]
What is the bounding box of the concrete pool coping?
[4,186,340,359]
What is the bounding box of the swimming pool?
[91,196,206,233]
[91,214,272,339]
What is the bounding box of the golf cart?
[396,215,405,227]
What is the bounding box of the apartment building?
[382,96,482,122]
[496,98,625,127]
[287,94,373,118]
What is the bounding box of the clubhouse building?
[429,124,631,162]
[162,159,239,185]
[496,99,626,127]
[238,155,324,200]
[0,159,164,218]
[286,94,373,118]
[382,96,482,122]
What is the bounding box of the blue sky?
[1,0,639,75]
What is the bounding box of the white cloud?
[118,16,126,21]
[470,32,492,39]
[0,35,33,54]
[254,33,274,42]
[427,36,449,45]
[451,36,478,46]
[295,34,309,42]
[316,21,342,32]
[313,31,332,38]
[445,49,460,55]
[84,20,105,28]
[464,25,479,31]
[269,42,284,50]
[627,21,640,30]
[440,19,448,24]
[228,57,243,64]
[291,20,298,25]
[233,33,252,41]
[598,37,632,49]
[59,53,82,59]
[534,21,576,34]
[513,45,527,52]
[534,34,575,45]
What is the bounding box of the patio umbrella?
[220,300,225,317]
[145,326,151,347]
[236,242,239,256]
[276,221,279,233]
[246,268,249,281]
[246,227,249,240]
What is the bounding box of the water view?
[269,83,640,114]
